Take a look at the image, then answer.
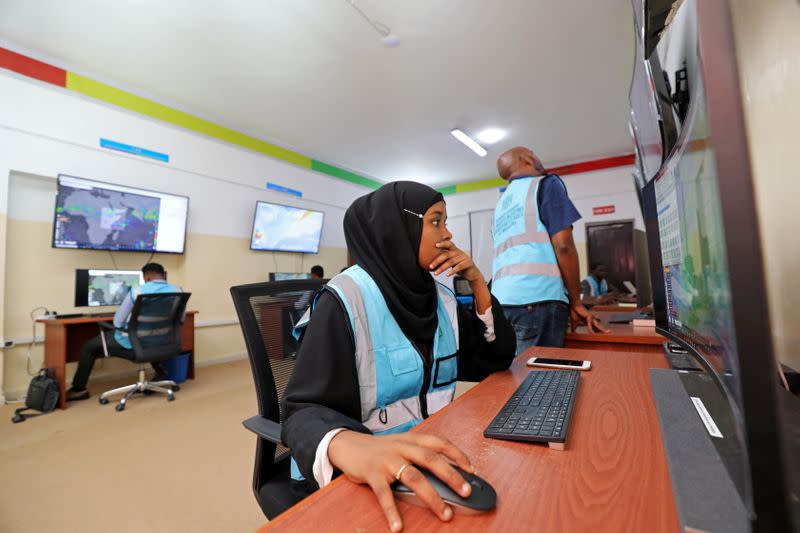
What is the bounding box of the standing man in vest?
[492,147,606,354]
[66,263,182,401]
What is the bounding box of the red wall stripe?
[549,153,636,176]
[0,47,66,87]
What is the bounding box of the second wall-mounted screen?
[250,201,324,254]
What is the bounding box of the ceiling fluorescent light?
[450,129,487,157]
[477,128,506,144]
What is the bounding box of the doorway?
[585,220,636,292]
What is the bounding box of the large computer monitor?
[641,3,797,526]
[250,201,324,254]
[53,175,189,254]
[269,272,312,282]
[75,269,144,307]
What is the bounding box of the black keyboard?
[484,370,580,444]
[55,311,116,319]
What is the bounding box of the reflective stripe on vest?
[290,265,459,481]
[584,275,607,296]
[491,176,568,305]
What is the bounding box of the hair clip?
[403,208,423,219]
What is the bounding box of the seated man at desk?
[310,265,324,279]
[580,262,616,305]
[66,263,182,401]
[580,262,635,306]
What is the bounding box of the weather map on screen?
[654,82,738,386]
[250,202,324,254]
[87,270,144,307]
[53,175,189,253]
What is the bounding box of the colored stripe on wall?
[0,47,66,87]
[456,177,506,194]
[438,154,636,195]
[0,47,634,196]
[548,154,635,176]
[311,160,381,189]
[0,47,383,186]
[66,72,312,169]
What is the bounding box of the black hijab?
[344,181,444,344]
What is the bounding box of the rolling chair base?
[99,367,178,411]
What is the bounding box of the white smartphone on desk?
[527,357,591,371]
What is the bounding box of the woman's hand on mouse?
[328,430,475,532]
[430,240,483,282]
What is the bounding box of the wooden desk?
[565,311,664,354]
[37,311,198,409]
[259,347,679,532]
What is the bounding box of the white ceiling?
[0,0,635,186]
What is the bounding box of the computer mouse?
[391,465,497,515]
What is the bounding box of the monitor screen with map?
[52,175,189,254]
[651,70,739,394]
[250,201,324,254]
[74,269,144,307]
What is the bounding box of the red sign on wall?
[592,205,616,216]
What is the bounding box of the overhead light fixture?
[477,128,507,144]
[347,0,400,48]
[450,129,487,157]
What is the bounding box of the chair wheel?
[115,403,125,412]
[167,394,175,402]
[99,397,109,405]
[172,384,180,392]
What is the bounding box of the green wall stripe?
[66,72,312,168]
[437,185,458,196]
[455,177,505,193]
[311,160,381,189]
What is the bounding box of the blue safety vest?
[115,280,181,349]
[491,176,568,305]
[583,275,608,297]
[290,265,459,481]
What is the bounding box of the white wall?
[0,70,373,402]
[446,166,642,228]
[731,0,800,370]
[0,73,368,226]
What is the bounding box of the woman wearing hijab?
[281,182,516,531]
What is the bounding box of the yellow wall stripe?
[65,71,312,168]
[455,177,506,193]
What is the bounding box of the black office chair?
[230,279,326,519]
[98,292,191,411]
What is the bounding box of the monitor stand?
[650,369,749,533]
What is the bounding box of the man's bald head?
[497,147,547,181]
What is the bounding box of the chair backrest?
[230,279,326,489]
[127,292,191,363]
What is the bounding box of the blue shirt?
[510,174,581,236]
